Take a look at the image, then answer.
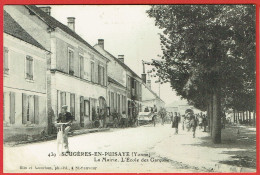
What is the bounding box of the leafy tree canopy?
[147,5,256,112]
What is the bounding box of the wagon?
[138,112,158,125]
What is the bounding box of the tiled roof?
[108,76,126,89]
[95,45,141,80]
[142,82,165,103]
[25,5,108,61]
[4,10,47,51]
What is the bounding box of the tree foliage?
[147,5,256,112]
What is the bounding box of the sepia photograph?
[2,3,257,173]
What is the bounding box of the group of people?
[170,111,208,138]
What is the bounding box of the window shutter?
[22,93,28,124]
[10,92,15,124]
[95,63,98,83]
[34,95,39,124]
[29,95,35,123]
[98,65,101,84]
[80,96,84,116]
[70,93,75,117]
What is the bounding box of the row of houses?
[3,5,165,141]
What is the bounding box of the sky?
[49,5,187,105]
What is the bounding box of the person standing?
[56,105,74,152]
[152,115,157,127]
[182,115,186,131]
[190,114,198,138]
[121,111,127,128]
[202,114,207,132]
[172,112,179,134]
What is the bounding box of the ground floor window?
[111,92,114,112]
[70,93,75,117]
[22,93,39,124]
[84,100,90,117]
[3,92,15,124]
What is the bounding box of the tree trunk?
[242,111,245,122]
[233,110,236,123]
[207,103,210,132]
[209,94,213,136]
[212,90,221,143]
[249,111,251,125]
[246,111,248,125]
[253,110,256,127]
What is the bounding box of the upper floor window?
[68,48,74,75]
[79,55,84,78]
[98,65,105,86]
[127,76,131,90]
[132,79,136,95]
[26,55,33,80]
[4,47,9,75]
[91,61,95,82]
[139,83,142,98]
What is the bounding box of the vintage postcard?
[2,3,258,173]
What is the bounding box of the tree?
[147,5,255,143]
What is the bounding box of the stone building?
[3,11,50,141]
[141,73,165,112]
[94,39,143,120]
[4,5,109,133]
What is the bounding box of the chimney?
[67,17,75,32]
[98,39,104,49]
[146,79,151,89]
[141,74,147,84]
[38,6,51,15]
[118,55,124,63]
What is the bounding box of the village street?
[4,124,256,173]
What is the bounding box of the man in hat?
[172,112,179,134]
[56,105,74,152]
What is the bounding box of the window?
[22,94,39,124]
[132,79,136,96]
[84,100,90,116]
[98,65,101,84]
[68,48,74,75]
[127,76,131,90]
[111,92,114,112]
[70,93,75,117]
[114,93,117,112]
[117,94,120,113]
[26,56,33,80]
[139,83,142,98]
[4,92,15,124]
[102,67,105,86]
[123,96,126,113]
[60,91,66,107]
[98,65,105,86]
[79,55,84,78]
[4,47,9,74]
[91,62,95,82]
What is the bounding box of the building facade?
[141,83,165,112]
[94,39,142,120]
[3,11,50,141]
[141,73,165,112]
[4,5,109,133]
[94,40,128,117]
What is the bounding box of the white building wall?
[3,34,48,140]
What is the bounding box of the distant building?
[141,74,165,112]
[3,11,50,141]
[4,5,109,133]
